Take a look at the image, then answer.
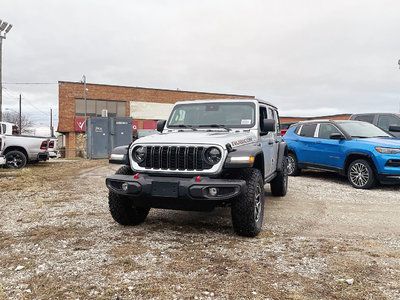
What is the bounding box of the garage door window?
[75,99,126,117]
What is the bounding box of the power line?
[3,82,57,85]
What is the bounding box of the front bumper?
[378,173,400,184]
[0,156,5,166]
[106,174,246,201]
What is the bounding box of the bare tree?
[2,111,34,133]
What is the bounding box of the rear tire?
[270,156,288,196]
[108,166,150,225]
[287,152,300,176]
[5,150,27,169]
[347,159,376,189]
[231,168,264,237]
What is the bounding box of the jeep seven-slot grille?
[142,146,212,171]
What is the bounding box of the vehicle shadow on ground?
[144,208,235,236]
[293,169,400,191]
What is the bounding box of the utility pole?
[0,20,13,122]
[19,93,21,134]
[50,108,54,137]
[82,75,87,121]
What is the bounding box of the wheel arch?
[4,146,29,159]
[252,153,265,177]
[344,152,378,176]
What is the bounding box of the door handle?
[316,141,322,144]
[268,141,273,145]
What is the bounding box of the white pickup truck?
[0,122,50,169]
[0,135,5,166]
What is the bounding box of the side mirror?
[157,120,166,132]
[261,119,275,133]
[330,133,345,140]
[389,125,400,132]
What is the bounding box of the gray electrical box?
[86,117,132,159]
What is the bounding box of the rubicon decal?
[230,137,254,147]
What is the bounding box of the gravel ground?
[0,159,399,299]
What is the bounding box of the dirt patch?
[0,161,399,299]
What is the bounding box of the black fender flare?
[109,144,131,165]
[223,145,263,169]
[276,142,288,172]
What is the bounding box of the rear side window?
[299,124,317,137]
[377,115,400,131]
[354,114,374,123]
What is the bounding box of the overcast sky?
[2,0,400,127]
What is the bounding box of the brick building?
[57,81,254,158]
[280,114,351,123]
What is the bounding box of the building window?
[75,99,126,117]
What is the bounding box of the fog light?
[208,187,218,196]
[121,182,129,191]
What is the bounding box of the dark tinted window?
[318,123,341,139]
[300,124,317,137]
[377,115,400,131]
[354,114,374,123]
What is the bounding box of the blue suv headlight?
[375,147,400,154]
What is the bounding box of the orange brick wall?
[280,114,350,123]
[58,81,254,158]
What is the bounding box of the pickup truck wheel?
[347,159,376,189]
[231,168,264,237]
[270,156,288,196]
[108,166,150,225]
[287,153,300,176]
[5,150,27,169]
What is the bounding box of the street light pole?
[0,20,13,122]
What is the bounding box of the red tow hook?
[134,173,140,179]
[196,176,201,182]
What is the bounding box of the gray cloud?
[2,0,400,127]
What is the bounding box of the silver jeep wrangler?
[106,98,288,237]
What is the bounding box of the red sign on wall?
[143,120,157,130]
[74,118,86,132]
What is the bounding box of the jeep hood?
[134,131,258,149]
[352,137,400,148]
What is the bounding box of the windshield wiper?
[351,136,369,138]
[170,125,197,131]
[198,124,231,131]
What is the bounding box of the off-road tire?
[347,159,376,189]
[5,150,27,169]
[287,152,300,176]
[108,166,150,225]
[231,168,264,237]
[270,156,288,196]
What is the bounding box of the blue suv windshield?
[338,121,391,138]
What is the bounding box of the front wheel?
[270,156,288,196]
[5,150,27,169]
[287,152,300,176]
[108,166,150,225]
[347,159,376,189]
[231,168,264,237]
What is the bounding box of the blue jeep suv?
[284,120,400,189]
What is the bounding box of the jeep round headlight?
[204,147,221,165]
[132,146,146,163]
